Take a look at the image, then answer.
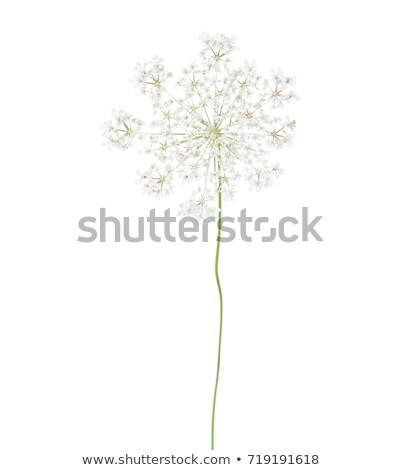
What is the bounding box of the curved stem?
[211,155,223,450]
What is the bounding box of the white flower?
[179,157,208,183]
[102,110,143,150]
[245,159,275,191]
[271,163,284,178]
[103,34,298,216]
[131,56,173,101]
[179,188,217,219]
[266,117,295,148]
[137,164,174,198]
[199,33,238,71]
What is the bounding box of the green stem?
[211,152,223,451]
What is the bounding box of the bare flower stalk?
[211,145,223,450]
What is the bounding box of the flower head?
[103,34,298,216]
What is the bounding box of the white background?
[1,1,401,469]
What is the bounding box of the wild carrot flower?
[102,33,298,450]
